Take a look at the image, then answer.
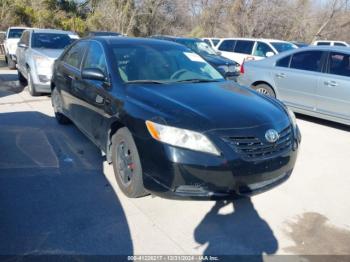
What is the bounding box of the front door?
[273,50,326,111]
[316,51,350,121]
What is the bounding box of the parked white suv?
[202,38,221,48]
[312,40,349,47]
[215,38,297,65]
[3,27,28,69]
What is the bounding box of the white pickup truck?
[4,27,28,69]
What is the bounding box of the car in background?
[88,31,121,37]
[16,28,79,96]
[151,36,240,80]
[312,40,349,47]
[3,27,28,69]
[202,37,221,48]
[51,37,300,199]
[215,38,297,65]
[238,46,350,126]
[291,41,309,48]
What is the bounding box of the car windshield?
[270,42,296,53]
[8,29,25,39]
[112,44,224,84]
[178,39,218,56]
[31,33,72,49]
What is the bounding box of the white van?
[312,40,349,47]
[215,38,297,65]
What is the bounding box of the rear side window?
[276,55,291,67]
[334,42,347,47]
[212,39,220,46]
[290,51,323,72]
[234,40,255,55]
[218,40,236,52]
[63,41,88,69]
[328,52,350,77]
[316,42,330,46]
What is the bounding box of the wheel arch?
[106,120,126,163]
[251,81,277,96]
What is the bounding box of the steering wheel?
[170,69,191,80]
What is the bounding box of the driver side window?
[83,42,108,77]
[253,42,274,57]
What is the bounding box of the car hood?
[203,54,237,66]
[126,81,289,132]
[32,48,64,60]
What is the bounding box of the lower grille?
[225,126,293,161]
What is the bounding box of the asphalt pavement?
[0,67,350,258]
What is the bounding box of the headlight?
[287,108,297,128]
[145,120,220,156]
[228,65,238,73]
[33,55,53,75]
[217,65,229,73]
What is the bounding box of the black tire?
[52,87,71,125]
[27,69,40,96]
[253,83,276,98]
[18,70,27,86]
[7,55,16,70]
[112,127,148,198]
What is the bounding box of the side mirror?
[266,51,274,57]
[18,43,28,48]
[81,68,106,82]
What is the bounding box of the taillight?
[240,60,245,74]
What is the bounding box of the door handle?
[275,73,286,78]
[95,94,104,104]
[324,81,338,87]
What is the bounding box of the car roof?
[219,38,292,43]
[84,36,187,48]
[28,28,77,35]
[8,27,29,30]
[151,35,202,41]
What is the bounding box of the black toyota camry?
[51,37,301,199]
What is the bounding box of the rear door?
[233,40,256,64]
[273,50,326,111]
[217,40,237,61]
[56,41,89,125]
[316,51,350,121]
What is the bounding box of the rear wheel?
[253,83,276,98]
[112,127,148,198]
[52,87,70,125]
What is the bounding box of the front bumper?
[135,125,301,200]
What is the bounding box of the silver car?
[16,28,78,96]
[239,46,350,126]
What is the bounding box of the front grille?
[225,126,293,161]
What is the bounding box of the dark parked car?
[151,36,240,81]
[88,31,121,37]
[51,37,301,199]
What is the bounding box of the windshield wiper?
[125,80,166,84]
[172,79,221,83]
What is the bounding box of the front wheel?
[18,70,27,86]
[27,69,40,96]
[253,83,276,98]
[112,128,148,198]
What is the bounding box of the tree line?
[1,0,350,43]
